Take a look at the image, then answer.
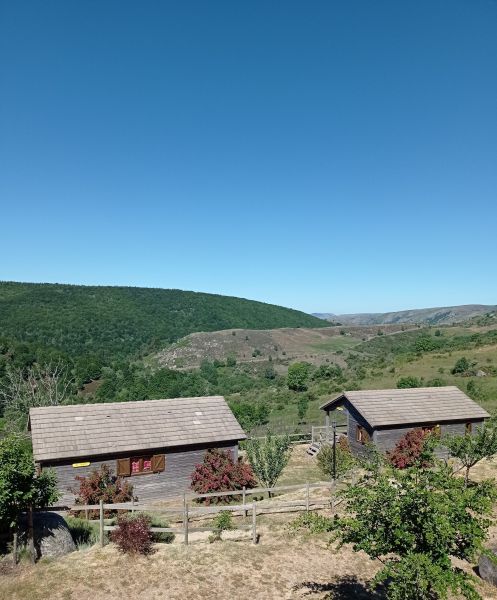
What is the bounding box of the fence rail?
[69,478,353,548]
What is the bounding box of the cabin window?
[466,422,472,435]
[116,454,166,477]
[356,425,369,445]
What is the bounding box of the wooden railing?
[70,479,354,547]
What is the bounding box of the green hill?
[0,281,326,360]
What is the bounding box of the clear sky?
[1,1,496,314]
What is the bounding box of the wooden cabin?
[320,386,489,456]
[29,395,246,505]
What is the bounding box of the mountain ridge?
[314,304,497,326]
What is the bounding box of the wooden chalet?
[29,395,246,505]
[320,386,489,456]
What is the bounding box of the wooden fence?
[71,480,349,548]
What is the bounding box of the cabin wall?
[373,419,484,455]
[346,406,374,457]
[42,440,239,506]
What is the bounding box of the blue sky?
[1,1,496,314]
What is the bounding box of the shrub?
[451,356,474,376]
[190,449,257,504]
[72,464,134,518]
[387,429,431,469]
[396,376,422,389]
[287,362,312,391]
[138,512,174,543]
[317,438,355,479]
[209,510,234,542]
[64,516,99,549]
[110,513,153,555]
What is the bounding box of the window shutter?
[117,458,131,476]
[151,454,166,473]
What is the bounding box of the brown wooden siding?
[42,440,239,506]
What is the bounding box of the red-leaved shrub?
[72,464,135,517]
[190,449,257,504]
[387,429,430,469]
[110,513,153,555]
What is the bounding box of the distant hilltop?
[313,304,497,326]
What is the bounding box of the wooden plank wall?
[44,441,238,505]
[374,419,484,456]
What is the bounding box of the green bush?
[64,516,99,549]
[317,439,355,479]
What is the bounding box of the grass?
[307,336,362,354]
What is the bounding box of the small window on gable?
[465,422,472,435]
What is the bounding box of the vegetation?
[110,513,154,555]
[245,433,292,491]
[386,429,431,469]
[294,440,497,600]
[287,362,311,391]
[209,510,234,542]
[444,419,497,485]
[316,438,355,479]
[190,449,257,503]
[72,464,134,517]
[0,281,326,361]
[0,434,59,553]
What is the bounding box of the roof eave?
[319,392,346,411]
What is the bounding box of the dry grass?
[0,515,381,600]
[3,511,497,600]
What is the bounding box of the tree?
[190,449,256,504]
[445,419,497,486]
[245,433,291,492]
[294,447,496,599]
[297,395,309,423]
[0,435,59,557]
[317,438,355,479]
[0,362,74,431]
[287,362,311,391]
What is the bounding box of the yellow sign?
[72,462,90,468]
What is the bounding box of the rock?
[479,547,497,587]
[19,511,76,559]
[476,370,487,377]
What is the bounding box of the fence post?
[28,505,35,564]
[306,483,310,512]
[252,501,257,544]
[99,500,104,547]
[243,487,247,517]
[183,495,189,546]
[12,531,18,566]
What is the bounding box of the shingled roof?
[29,396,246,462]
[320,386,490,428]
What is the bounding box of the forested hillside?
[0,282,325,360]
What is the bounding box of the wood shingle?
[320,386,489,428]
[29,396,246,462]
